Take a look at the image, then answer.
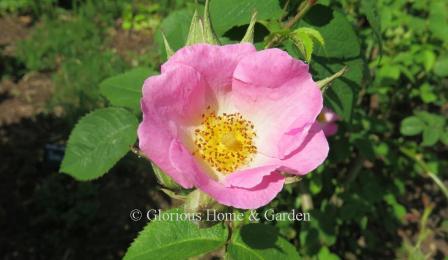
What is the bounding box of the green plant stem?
[299,181,313,211]
[284,1,312,29]
[343,155,364,189]
[281,0,291,19]
[265,0,314,48]
[400,147,448,201]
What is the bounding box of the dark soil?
[0,115,169,260]
[0,14,169,260]
[0,73,53,126]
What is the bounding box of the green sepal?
[317,66,348,92]
[241,11,257,43]
[202,0,220,44]
[151,162,181,190]
[186,9,202,45]
[186,0,220,45]
[161,32,174,58]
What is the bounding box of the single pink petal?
[277,121,314,159]
[168,137,286,209]
[275,122,329,175]
[231,49,323,158]
[142,64,207,124]
[198,171,285,209]
[232,48,309,90]
[138,64,208,188]
[223,165,280,189]
[138,107,194,188]
[162,43,256,93]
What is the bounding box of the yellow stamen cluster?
[193,107,257,173]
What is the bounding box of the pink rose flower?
[138,43,329,209]
[318,107,340,137]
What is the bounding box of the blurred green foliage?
[3,0,447,259]
[14,1,131,118]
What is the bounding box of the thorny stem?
[265,0,315,49]
[415,204,433,249]
[224,220,233,255]
[400,147,448,201]
[281,0,291,19]
[284,0,313,29]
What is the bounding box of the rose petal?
[232,49,323,158]
[223,164,280,189]
[138,64,208,188]
[162,43,256,93]
[199,172,285,209]
[275,122,329,175]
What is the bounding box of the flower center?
[193,107,257,173]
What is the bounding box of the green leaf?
[293,5,364,121]
[413,111,445,146]
[61,108,138,180]
[400,116,425,136]
[226,224,300,259]
[313,57,364,121]
[434,54,448,77]
[123,208,228,260]
[360,0,382,55]
[290,27,325,62]
[415,111,446,128]
[441,131,448,146]
[354,137,376,161]
[418,50,436,72]
[300,4,360,59]
[422,127,441,146]
[419,83,437,104]
[291,31,313,62]
[210,0,283,35]
[384,194,406,220]
[295,27,325,46]
[155,9,194,59]
[318,247,340,260]
[429,0,448,42]
[100,68,156,112]
[309,174,322,195]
